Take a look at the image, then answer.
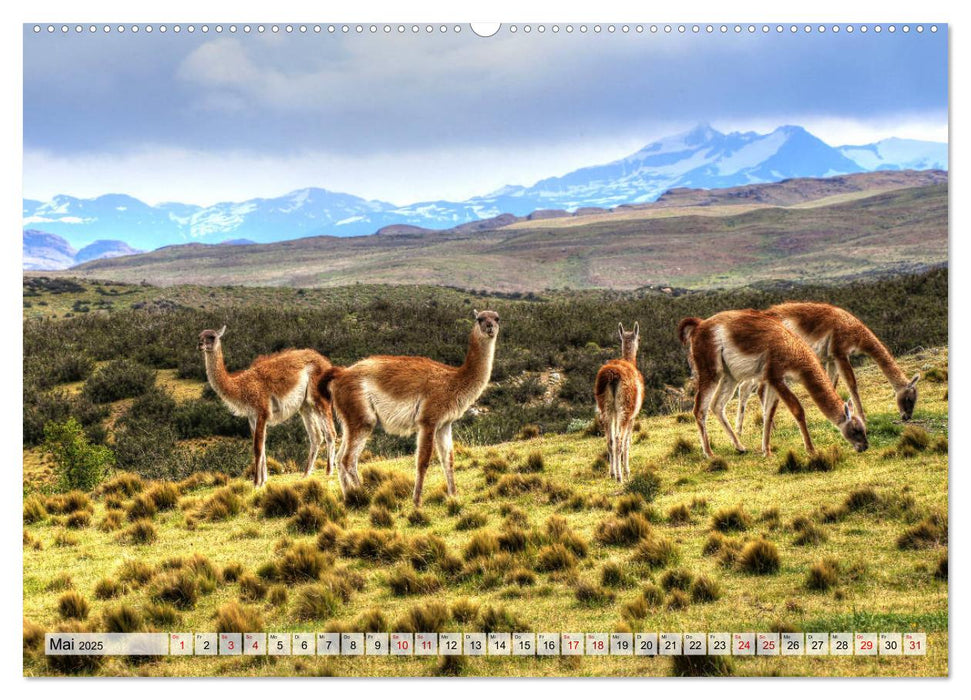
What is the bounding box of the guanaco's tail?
[318,366,345,402]
[677,317,702,346]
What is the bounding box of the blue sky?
[23,25,948,206]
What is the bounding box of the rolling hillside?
[66,174,948,292]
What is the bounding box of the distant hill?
[23,230,142,270]
[69,171,947,292]
[23,124,947,253]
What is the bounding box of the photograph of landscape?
[23,23,947,677]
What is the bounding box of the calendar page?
[22,20,948,679]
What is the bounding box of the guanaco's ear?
[216,325,226,338]
[843,401,853,421]
[633,322,640,336]
[473,309,479,319]
[618,322,625,340]
[909,373,920,387]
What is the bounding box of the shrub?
[574,581,615,606]
[689,575,721,603]
[463,531,500,560]
[535,543,577,572]
[660,568,694,591]
[632,534,680,568]
[58,591,89,620]
[214,601,264,634]
[624,470,662,502]
[739,539,781,575]
[711,505,751,533]
[103,605,143,633]
[93,577,124,600]
[44,418,114,492]
[595,513,652,545]
[239,572,268,601]
[806,559,839,591]
[456,510,489,531]
[83,359,155,403]
[259,483,302,518]
[450,598,480,623]
[395,601,450,634]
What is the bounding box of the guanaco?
[594,322,644,482]
[320,310,500,506]
[735,302,919,432]
[198,326,337,487]
[678,310,868,458]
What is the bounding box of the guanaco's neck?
[797,362,847,426]
[622,346,637,364]
[204,347,240,403]
[458,332,496,390]
[857,328,910,390]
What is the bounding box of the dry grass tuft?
[595,513,653,545]
[711,505,752,533]
[58,591,89,620]
[23,495,48,524]
[121,519,158,545]
[535,543,577,572]
[738,538,781,575]
[93,577,124,600]
[806,558,840,591]
[102,604,143,633]
[214,601,264,633]
[455,510,489,531]
[689,575,722,603]
[395,601,451,634]
[258,483,302,517]
[632,534,680,568]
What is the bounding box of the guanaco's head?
[838,401,869,452]
[198,325,226,353]
[618,322,639,361]
[472,309,500,340]
[896,374,920,421]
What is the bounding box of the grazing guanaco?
[594,322,644,482]
[735,302,920,432]
[198,326,337,487]
[677,310,868,458]
[320,310,500,506]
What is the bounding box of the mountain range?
[23,124,947,268]
[22,230,141,271]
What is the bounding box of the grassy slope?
[63,184,947,292]
[23,348,948,677]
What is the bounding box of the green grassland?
[58,182,947,292]
[23,346,948,677]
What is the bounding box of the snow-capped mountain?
[22,124,947,261]
[23,230,142,270]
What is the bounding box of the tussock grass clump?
[93,577,124,600]
[493,473,544,496]
[407,509,430,527]
[632,534,680,568]
[806,558,840,591]
[935,551,948,581]
[689,575,721,603]
[899,425,931,452]
[667,503,693,525]
[23,495,48,524]
[505,567,536,587]
[450,598,480,624]
[792,517,828,546]
[595,513,652,545]
[387,565,442,596]
[535,543,577,572]
[46,490,92,515]
[152,571,200,609]
[738,538,781,575]
[478,604,529,633]
[45,622,103,674]
[600,560,631,588]
[58,591,90,620]
[516,424,541,440]
[590,455,609,475]
[463,530,500,560]
[65,510,91,529]
[145,482,180,510]
[46,573,73,592]
[408,533,449,571]
[126,493,157,522]
[779,446,842,473]
[897,512,948,549]
[615,494,645,516]
[102,604,143,633]
[294,585,341,621]
[624,470,662,503]
[23,618,45,656]
[117,559,156,587]
[121,519,158,545]
[445,498,463,516]
[521,450,545,473]
[671,654,735,677]
[53,529,79,547]
[659,568,694,591]
[396,601,451,634]
[269,585,288,607]
[845,487,881,513]
[199,487,243,521]
[98,472,145,498]
[214,601,264,634]
[258,483,302,518]
[707,457,728,472]
[666,590,690,610]
[574,581,615,606]
[277,543,330,583]
[455,510,489,531]
[435,654,467,677]
[339,528,408,563]
[238,572,268,602]
[221,562,244,582]
[98,509,124,532]
[483,457,509,485]
[711,505,751,533]
[316,522,345,552]
[669,436,695,458]
[369,505,394,528]
[621,586,662,620]
[497,527,529,553]
[342,486,371,508]
[144,602,180,627]
[501,502,529,525]
[354,608,389,633]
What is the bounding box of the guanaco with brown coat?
[198,326,337,487]
[594,322,644,482]
[677,310,868,458]
[320,310,500,506]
